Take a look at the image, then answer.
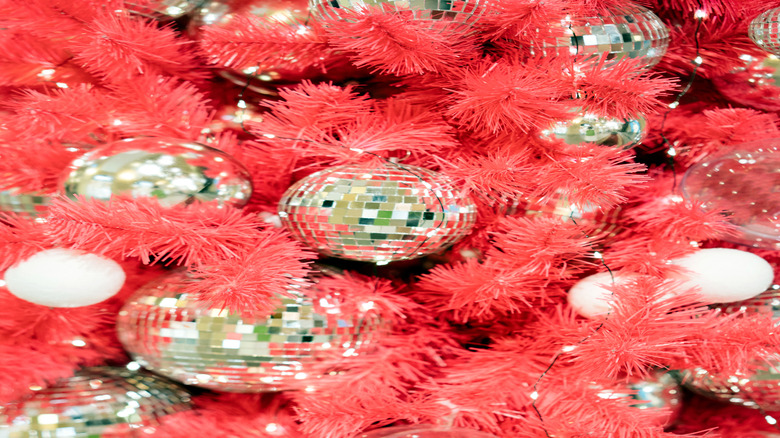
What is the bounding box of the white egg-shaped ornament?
[670,248,774,303]
[4,248,126,308]
[567,271,639,318]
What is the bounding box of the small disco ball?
[277,163,477,264]
[125,0,201,19]
[310,0,487,33]
[680,362,780,410]
[626,371,683,422]
[62,137,253,208]
[680,289,780,410]
[0,367,191,437]
[681,141,780,250]
[508,193,623,239]
[116,270,385,392]
[0,189,50,216]
[750,8,780,56]
[541,110,646,148]
[524,3,669,69]
[356,425,497,438]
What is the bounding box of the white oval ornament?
[4,248,126,307]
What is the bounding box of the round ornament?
[713,55,780,112]
[0,188,50,216]
[567,271,638,318]
[125,0,201,20]
[750,8,780,56]
[116,270,385,392]
[541,110,646,148]
[626,371,683,418]
[680,362,780,410]
[0,367,191,437]
[310,0,486,33]
[278,163,477,264]
[523,3,669,69]
[681,144,780,250]
[670,248,774,303]
[190,0,357,88]
[4,248,126,308]
[509,193,623,239]
[356,425,497,438]
[62,137,252,208]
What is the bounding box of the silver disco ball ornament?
[125,0,202,19]
[0,189,50,216]
[680,362,780,410]
[524,3,669,69]
[0,367,191,437]
[62,137,253,208]
[278,163,477,264]
[626,371,683,421]
[681,289,780,410]
[750,8,780,55]
[117,270,385,392]
[541,110,646,148]
[356,425,497,438]
[681,142,780,250]
[310,0,487,33]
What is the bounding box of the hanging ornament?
[117,270,386,392]
[567,272,638,318]
[750,8,780,55]
[4,248,126,308]
[540,109,646,148]
[62,137,253,208]
[278,163,477,264]
[0,188,50,216]
[594,371,683,425]
[356,425,497,438]
[0,367,191,437]
[190,0,357,88]
[713,55,780,112]
[125,0,202,20]
[311,0,486,33]
[524,3,669,69]
[681,289,780,410]
[510,193,623,239]
[681,143,780,250]
[204,93,266,136]
[669,248,774,303]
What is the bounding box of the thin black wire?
[530,212,615,437]
[658,15,704,192]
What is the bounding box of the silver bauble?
[117,270,385,392]
[541,110,646,148]
[125,0,202,19]
[0,367,191,437]
[0,189,50,216]
[278,163,477,264]
[62,137,253,208]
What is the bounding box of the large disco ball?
[117,270,385,392]
[524,3,670,69]
[0,367,191,437]
[278,163,477,264]
[310,0,487,33]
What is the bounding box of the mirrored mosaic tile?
[0,189,50,216]
[278,164,477,263]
